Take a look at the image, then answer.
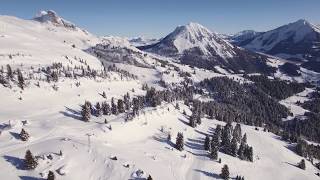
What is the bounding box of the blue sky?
[1,0,320,38]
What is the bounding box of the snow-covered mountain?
[141,22,236,58]
[244,19,320,64]
[227,30,264,46]
[140,22,274,74]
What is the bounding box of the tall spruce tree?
[233,124,242,143]
[24,150,38,170]
[210,143,218,160]
[102,102,111,115]
[222,122,232,154]
[17,69,25,90]
[81,101,91,122]
[117,99,125,113]
[189,114,197,128]
[237,141,245,160]
[95,102,102,116]
[6,64,13,79]
[204,135,211,151]
[220,164,230,180]
[124,93,131,111]
[176,132,184,151]
[111,97,118,115]
[230,136,238,157]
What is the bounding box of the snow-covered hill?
[0,12,101,70]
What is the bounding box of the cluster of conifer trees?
[204,123,253,162]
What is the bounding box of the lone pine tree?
[19,128,30,141]
[24,150,38,170]
[220,164,230,180]
[176,132,184,151]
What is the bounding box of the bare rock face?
[33,10,77,30]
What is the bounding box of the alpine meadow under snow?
[1,10,320,180]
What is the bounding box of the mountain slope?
[140,22,275,74]
[244,19,320,63]
[129,37,159,47]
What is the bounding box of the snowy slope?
[0,93,319,180]
[0,11,319,180]
[226,30,263,46]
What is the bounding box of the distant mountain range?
[228,19,320,72]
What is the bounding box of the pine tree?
[220,164,230,180]
[124,93,131,111]
[111,97,118,115]
[248,146,253,162]
[6,64,13,79]
[17,69,25,90]
[95,102,102,116]
[102,102,111,115]
[175,102,180,110]
[167,133,171,141]
[189,114,197,128]
[132,98,139,116]
[81,101,91,122]
[233,124,242,143]
[19,128,30,141]
[298,159,306,170]
[210,143,218,160]
[117,99,125,113]
[102,91,106,98]
[230,136,238,157]
[213,125,222,147]
[237,141,245,160]
[24,150,38,170]
[176,132,184,151]
[222,122,232,154]
[204,135,211,151]
[147,175,153,180]
[241,133,247,144]
[47,170,55,180]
